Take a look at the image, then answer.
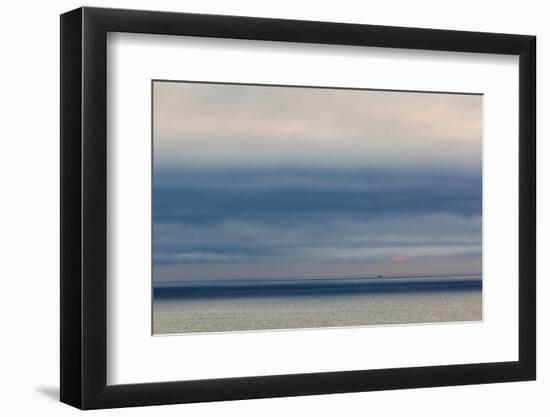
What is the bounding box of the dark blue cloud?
[153,167,481,266]
[153,167,481,224]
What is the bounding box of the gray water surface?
[153,287,482,335]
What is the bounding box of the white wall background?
[0,0,545,415]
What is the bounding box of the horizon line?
[154,271,482,286]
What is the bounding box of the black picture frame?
[60,6,536,410]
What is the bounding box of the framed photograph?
[60,6,536,409]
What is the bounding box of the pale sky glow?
[153,82,482,170]
[153,81,482,282]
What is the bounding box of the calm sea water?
[153,275,482,334]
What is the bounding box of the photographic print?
[152,81,482,335]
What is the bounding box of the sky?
[153,81,482,282]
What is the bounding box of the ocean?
[152,275,482,335]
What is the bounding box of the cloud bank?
[152,82,482,281]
